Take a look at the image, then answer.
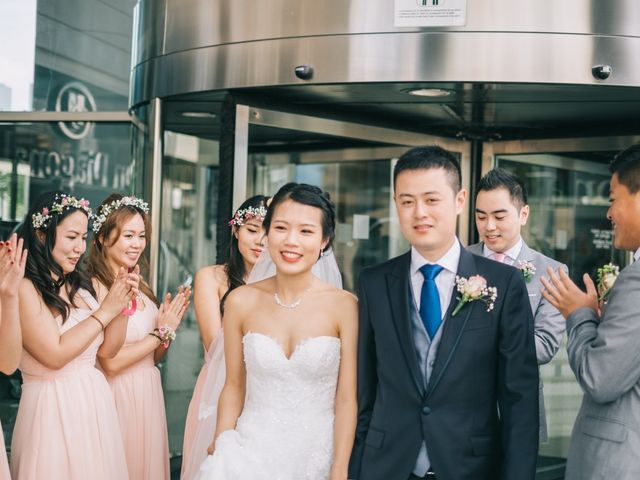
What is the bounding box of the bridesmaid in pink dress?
[181,195,268,479]
[88,194,190,480]
[0,234,28,480]
[10,191,138,480]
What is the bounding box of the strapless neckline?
[243,332,340,361]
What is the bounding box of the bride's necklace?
[273,282,313,309]
[274,292,303,309]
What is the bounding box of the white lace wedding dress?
[195,331,341,480]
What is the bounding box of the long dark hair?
[17,191,96,322]
[221,195,269,310]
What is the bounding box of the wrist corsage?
[155,325,177,349]
[517,260,536,282]
[452,275,498,316]
[596,263,619,303]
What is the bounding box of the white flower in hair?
[31,194,92,230]
[92,196,150,233]
[228,205,268,226]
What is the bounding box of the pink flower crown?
[228,205,267,226]
[32,194,92,230]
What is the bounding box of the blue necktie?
[419,264,444,339]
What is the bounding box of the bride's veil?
[247,248,343,288]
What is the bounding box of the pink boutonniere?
[452,275,498,316]
[517,260,536,282]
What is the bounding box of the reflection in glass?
[252,155,407,292]
[0,0,36,111]
[497,153,628,470]
[0,0,135,112]
[158,131,219,455]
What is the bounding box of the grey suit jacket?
[564,259,640,480]
[468,241,566,441]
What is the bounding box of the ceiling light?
[181,111,216,118]
[406,88,453,97]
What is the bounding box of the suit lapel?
[385,253,424,395]
[426,247,478,397]
[515,241,539,311]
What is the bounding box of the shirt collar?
[483,237,523,261]
[635,248,640,263]
[411,239,461,276]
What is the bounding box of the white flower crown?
[228,205,268,226]
[32,194,92,230]
[92,196,150,233]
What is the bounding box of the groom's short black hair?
[476,168,528,209]
[610,144,640,194]
[393,145,462,192]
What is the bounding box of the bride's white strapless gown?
[196,332,341,480]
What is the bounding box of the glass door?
[487,138,636,479]
[243,108,471,291]
[156,129,220,456]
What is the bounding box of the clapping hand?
[157,286,191,331]
[541,267,599,319]
[0,234,28,297]
[101,267,137,320]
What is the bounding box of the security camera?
[592,65,612,80]
[294,65,314,80]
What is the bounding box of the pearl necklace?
[274,292,303,309]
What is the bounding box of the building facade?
[2,1,640,477]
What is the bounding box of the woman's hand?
[206,439,216,456]
[100,267,134,321]
[157,286,191,330]
[0,234,28,297]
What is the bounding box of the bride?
[196,183,358,480]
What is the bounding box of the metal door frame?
[231,105,473,242]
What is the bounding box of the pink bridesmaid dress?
[1,422,9,480]
[105,294,170,480]
[10,289,128,480]
[181,332,226,480]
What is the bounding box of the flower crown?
[228,205,267,226]
[92,196,150,233]
[32,194,92,230]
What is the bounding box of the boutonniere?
[452,275,498,316]
[517,260,536,282]
[596,263,619,303]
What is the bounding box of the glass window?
[251,153,408,292]
[496,153,627,475]
[0,119,136,452]
[0,0,135,112]
[158,130,220,455]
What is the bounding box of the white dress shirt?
[410,240,461,319]
[634,248,640,263]
[483,237,523,266]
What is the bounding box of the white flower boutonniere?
[452,275,498,316]
[517,260,536,282]
[596,263,619,303]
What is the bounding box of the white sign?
[352,214,370,240]
[394,0,467,27]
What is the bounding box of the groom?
[349,146,539,480]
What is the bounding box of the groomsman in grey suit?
[467,168,566,442]
[542,143,640,480]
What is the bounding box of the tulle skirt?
[10,367,128,480]
[181,333,226,480]
[109,362,170,480]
